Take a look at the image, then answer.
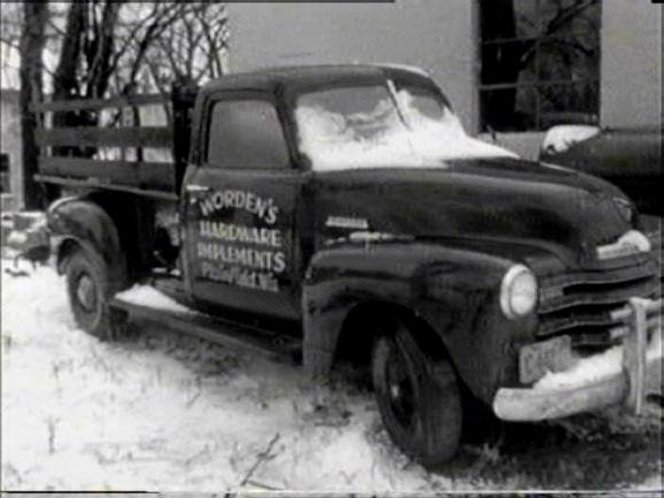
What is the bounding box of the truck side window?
[206,99,290,169]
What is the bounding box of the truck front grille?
[537,258,660,353]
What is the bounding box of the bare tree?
[4,1,229,205]
[53,2,227,146]
[0,3,22,88]
[19,3,48,209]
[50,1,124,157]
[50,2,228,117]
[149,4,229,87]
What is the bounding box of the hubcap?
[386,344,416,430]
[76,274,97,312]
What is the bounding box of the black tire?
[372,322,462,467]
[65,247,126,340]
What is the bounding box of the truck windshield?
[295,81,515,170]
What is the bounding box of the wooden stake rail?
[29,93,168,113]
[35,126,172,148]
[31,91,188,198]
[37,156,174,190]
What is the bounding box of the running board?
[110,298,302,364]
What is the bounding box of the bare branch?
[122,3,186,88]
[0,35,21,52]
[44,13,66,37]
[106,5,156,75]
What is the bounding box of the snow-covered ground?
[0,260,473,492]
[2,257,662,492]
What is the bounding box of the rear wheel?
[372,322,462,467]
[66,247,126,339]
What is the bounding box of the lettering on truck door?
[182,92,301,319]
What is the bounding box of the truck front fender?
[47,197,127,285]
[302,241,525,401]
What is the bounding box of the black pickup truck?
[36,65,662,467]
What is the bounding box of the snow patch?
[541,125,600,155]
[534,329,663,391]
[115,284,193,314]
[1,261,464,490]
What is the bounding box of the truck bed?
[31,86,197,199]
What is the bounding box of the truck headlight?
[500,264,538,319]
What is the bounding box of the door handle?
[185,184,211,193]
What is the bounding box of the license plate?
[519,335,572,385]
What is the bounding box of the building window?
[479,0,601,132]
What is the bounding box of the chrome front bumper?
[493,298,662,422]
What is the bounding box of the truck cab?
[42,65,662,467]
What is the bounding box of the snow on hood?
[296,86,516,171]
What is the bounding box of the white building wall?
[600,0,662,128]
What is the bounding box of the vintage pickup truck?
[34,65,662,467]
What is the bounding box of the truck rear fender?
[48,198,127,286]
[302,243,519,401]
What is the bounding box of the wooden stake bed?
[31,87,197,197]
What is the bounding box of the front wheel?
[372,323,462,467]
[66,247,126,339]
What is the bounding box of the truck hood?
[311,157,637,270]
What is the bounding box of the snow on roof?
[296,87,516,171]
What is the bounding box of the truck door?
[182,91,302,320]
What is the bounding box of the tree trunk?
[51,2,90,158]
[19,2,47,210]
[86,1,122,99]
[53,2,85,102]
[52,1,122,158]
